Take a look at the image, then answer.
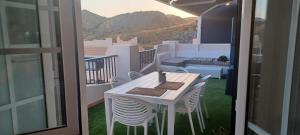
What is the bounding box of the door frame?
[280,0,300,134]
[235,0,253,134]
[32,0,88,134]
[0,0,88,134]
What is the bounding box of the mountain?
[82,10,197,46]
[81,10,106,32]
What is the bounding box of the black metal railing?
[139,49,156,70]
[85,55,118,84]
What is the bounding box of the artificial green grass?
[88,79,232,135]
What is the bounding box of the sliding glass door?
[288,6,300,134]
[246,0,300,134]
[0,0,82,134]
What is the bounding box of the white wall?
[106,44,140,81]
[86,84,111,106]
[116,36,138,45]
[86,44,141,107]
[162,41,178,57]
[84,38,113,47]
[157,43,231,59]
[198,44,231,58]
[175,44,199,58]
[84,39,112,57]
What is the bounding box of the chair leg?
[161,109,166,135]
[155,114,161,135]
[134,126,137,135]
[202,98,209,118]
[196,107,204,133]
[144,123,148,135]
[110,117,115,135]
[127,126,130,135]
[187,111,196,135]
[198,103,206,129]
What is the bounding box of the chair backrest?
[182,82,205,112]
[175,67,189,73]
[199,75,211,95]
[200,75,212,83]
[128,71,143,80]
[111,96,153,126]
[110,77,126,88]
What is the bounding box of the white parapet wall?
[157,42,231,59]
[85,44,141,107]
[198,43,231,58]
[176,43,231,58]
[84,38,113,57]
[116,36,138,45]
[106,44,140,81]
[86,83,111,107]
[175,44,199,58]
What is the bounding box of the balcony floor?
[88,79,232,135]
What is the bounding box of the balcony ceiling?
[156,0,233,16]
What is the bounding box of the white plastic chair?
[110,96,160,135]
[175,67,189,73]
[199,75,212,119]
[110,77,127,88]
[161,82,206,135]
[128,71,144,80]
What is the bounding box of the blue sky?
[81,0,195,18]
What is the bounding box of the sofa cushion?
[185,57,230,66]
[161,58,186,67]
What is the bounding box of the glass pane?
[6,7,40,45]
[0,55,10,106]
[0,110,14,135]
[288,17,300,135]
[1,53,67,134]
[5,0,36,4]
[11,54,44,101]
[16,100,46,134]
[247,0,294,134]
[0,0,69,134]
[53,0,59,6]
[247,129,259,135]
[247,0,268,128]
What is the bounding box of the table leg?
[167,104,176,135]
[105,97,112,135]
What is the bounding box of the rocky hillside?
[82,10,106,32]
[82,10,197,46]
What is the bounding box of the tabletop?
[104,72,200,104]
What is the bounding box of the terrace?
[83,1,237,134]
[88,79,231,135]
[2,0,298,134]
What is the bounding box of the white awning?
[155,0,234,16]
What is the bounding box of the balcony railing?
[85,55,118,84]
[139,49,156,70]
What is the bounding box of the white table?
[104,72,200,135]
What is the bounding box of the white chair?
[110,77,127,88]
[199,75,212,119]
[110,96,160,135]
[161,82,206,135]
[128,71,144,80]
[175,67,189,73]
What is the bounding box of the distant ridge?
[82,10,106,32]
[82,10,197,46]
